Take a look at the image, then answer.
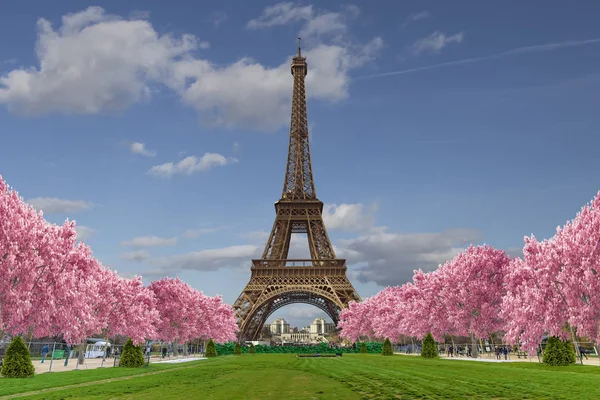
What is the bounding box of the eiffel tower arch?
[233,39,361,341]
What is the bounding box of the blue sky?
[2,1,600,329]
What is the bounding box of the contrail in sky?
[355,38,600,80]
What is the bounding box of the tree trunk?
[569,325,582,363]
[78,340,85,365]
[101,331,108,366]
[470,333,479,358]
[183,341,188,356]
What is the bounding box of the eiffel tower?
[233,39,361,341]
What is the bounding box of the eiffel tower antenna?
[233,41,361,342]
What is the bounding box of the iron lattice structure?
[233,40,361,341]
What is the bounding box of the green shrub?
[119,338,144,368]
[205,339,217,357]
[213,341,382,355]
[421,333,438,358]
[543,336,576,366]
[359,342,367,354]
[249,343,256,354]
[382,338,393,356]
[234,342,242,355]
[0,336,35,378]
[563,341,576,364]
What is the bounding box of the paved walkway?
[154,357,206,364]
[395,352,600,366]
[32,354,204,374]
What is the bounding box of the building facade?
[265,317,335,344]
[269,318,291,335]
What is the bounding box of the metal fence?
[392,341,599,364]
[0,340,207,374]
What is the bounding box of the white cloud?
[506,247,523,259]
[74,225,95,241]
[322,203,376,232]
[147,245,260,275]
[412,11,431,21]
[360,37,600,80]
[130,142,156,157]
[207,10,228,28]
[148,153,237,178]
[400,11,431,28]
[120,249,151,262]
[248,3,363,44]
[0,6,202,115]
[247,3,313,29]
[413,31,464,55]
[26,197,94,214]
[182,228,218,239]
[335,228,482,286]
[121,236,177,247]
[0,6,382,132]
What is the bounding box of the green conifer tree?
[234,342,242,355]
[249,343,256,354]
[205,339,217,357]
[382,338,393,356]
[119,338,145,368]
[0,336,35,378]
[359,342,367,354]
[421,333,438,358]
[543,336,576,366]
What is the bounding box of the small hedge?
[382,338,393,356]
[214,342,382,355]
[360,342,367,354]
[1,336,35,378]
[205,339,217,357]
[421,333,438,358]
[249,343,256,354]
[120,338,144,368]
[234,342,242,355]
[543,336,576,366]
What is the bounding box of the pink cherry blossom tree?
[149,278,199,348]
[338,297,376,342]
[504,191,600,354]
[436,245,511,357]
[0,176,84,339]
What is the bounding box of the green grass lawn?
[1,354,599,399]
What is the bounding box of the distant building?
[269,318,290,335]
[265,317,336,344]
[310,318,335,335]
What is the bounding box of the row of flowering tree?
[339,191,600,357]
[0,175,237,352]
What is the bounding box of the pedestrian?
[579,346,588,360]
[106,345,111,359]
[41,344,49,363]
[502,346,508,360]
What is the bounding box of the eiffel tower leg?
[262,218,292,262]
[308,218,336,260]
